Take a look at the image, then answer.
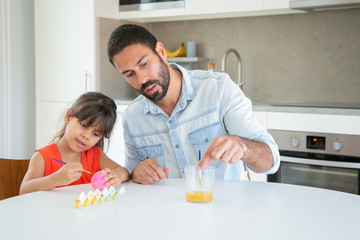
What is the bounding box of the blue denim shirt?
[123,63,280,180]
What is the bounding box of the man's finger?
[197,155,212,170]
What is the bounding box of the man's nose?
[137,72,149,85]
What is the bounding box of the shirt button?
[175,144,179,148]
[169,120,172,124]
[205,138,209,142]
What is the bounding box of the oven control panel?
[268,129,360,157]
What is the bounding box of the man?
[107,24,280,184]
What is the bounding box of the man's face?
[112,43,170,102]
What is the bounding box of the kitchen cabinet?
[35,0,95,147]
[263,0,289,10]
[34,0,115,147]
[105,105,128,167]
[267,111,360,135]
[116,0,303,22]
[185,0,263,16]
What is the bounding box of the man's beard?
[139,57,170,102]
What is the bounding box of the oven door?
[268,156,360,195]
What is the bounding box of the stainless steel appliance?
[119,0,184,11]
[268,129,360,194]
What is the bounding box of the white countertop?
[253,103,360,116]
[1,179,359,240]
[115,99,360,116]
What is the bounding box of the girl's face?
[64,116,103,152]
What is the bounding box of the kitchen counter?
[115,99,360,116]
[253,102,360,116]
[1,179,359,240]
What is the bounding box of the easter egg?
[91,171,108,190]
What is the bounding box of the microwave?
[119,0,185,11]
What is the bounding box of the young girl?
[20,92,130,194]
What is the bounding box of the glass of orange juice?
[184,165,215,203]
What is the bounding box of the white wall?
[0,0,35,159]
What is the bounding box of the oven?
[268,129,360,195]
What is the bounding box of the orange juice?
[185,190,213,202]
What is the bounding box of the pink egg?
[91,171,108,190]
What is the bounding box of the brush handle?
[52,158,66,165]
[53,158,95,175]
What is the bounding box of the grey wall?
[97,18,139,101]
[99,8,360,106]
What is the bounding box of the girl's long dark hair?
[51,92,117,150]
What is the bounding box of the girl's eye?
[81,123,87,128]
[93,132,99,137]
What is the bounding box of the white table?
[1,179,359,240]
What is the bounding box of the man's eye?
[141,61,148,67]
[125,72,133,78]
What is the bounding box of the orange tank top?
[36,143,101,186]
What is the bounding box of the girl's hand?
[101,168,124,188]
[54,162,84,186]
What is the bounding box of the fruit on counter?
[165,43,187,58]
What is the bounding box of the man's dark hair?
[107,24,158,66]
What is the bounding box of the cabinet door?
[263,0,289,10]
[34,0,95,102]
[253,111,268,129]
[185,0,263,15]
[36,101,70,148]
[104,105,128,167]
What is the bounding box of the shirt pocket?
[135,144,166,168]
[188,122,222,168]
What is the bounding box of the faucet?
[221,48,245,89]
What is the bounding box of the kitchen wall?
[97,18,139,101]
[98,8,360,106]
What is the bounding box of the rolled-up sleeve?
[219,74,280,174]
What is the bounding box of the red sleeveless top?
[36,143,101,186]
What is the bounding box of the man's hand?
[197,135,246,170]
[197,135,273,173]
[132,158,171,185]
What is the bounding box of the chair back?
[0,158,30,200]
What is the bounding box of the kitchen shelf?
[167,57,209,63]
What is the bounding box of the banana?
[165,43,187,58]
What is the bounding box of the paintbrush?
[52,158,95,175]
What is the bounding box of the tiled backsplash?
[98,8,360,106]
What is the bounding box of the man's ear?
[155,41,167,60]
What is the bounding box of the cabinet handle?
[85,71,91,92]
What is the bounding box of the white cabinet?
[35,101,71,147]
[253,111,268,130]
[264,0,289,10]
[116,0,302,22]
[185,0,263,16]
[35,0,96,147]
[34,0,117,148]
[104,105,128,167]
[267,112,360,134]
[35,0,95,103]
